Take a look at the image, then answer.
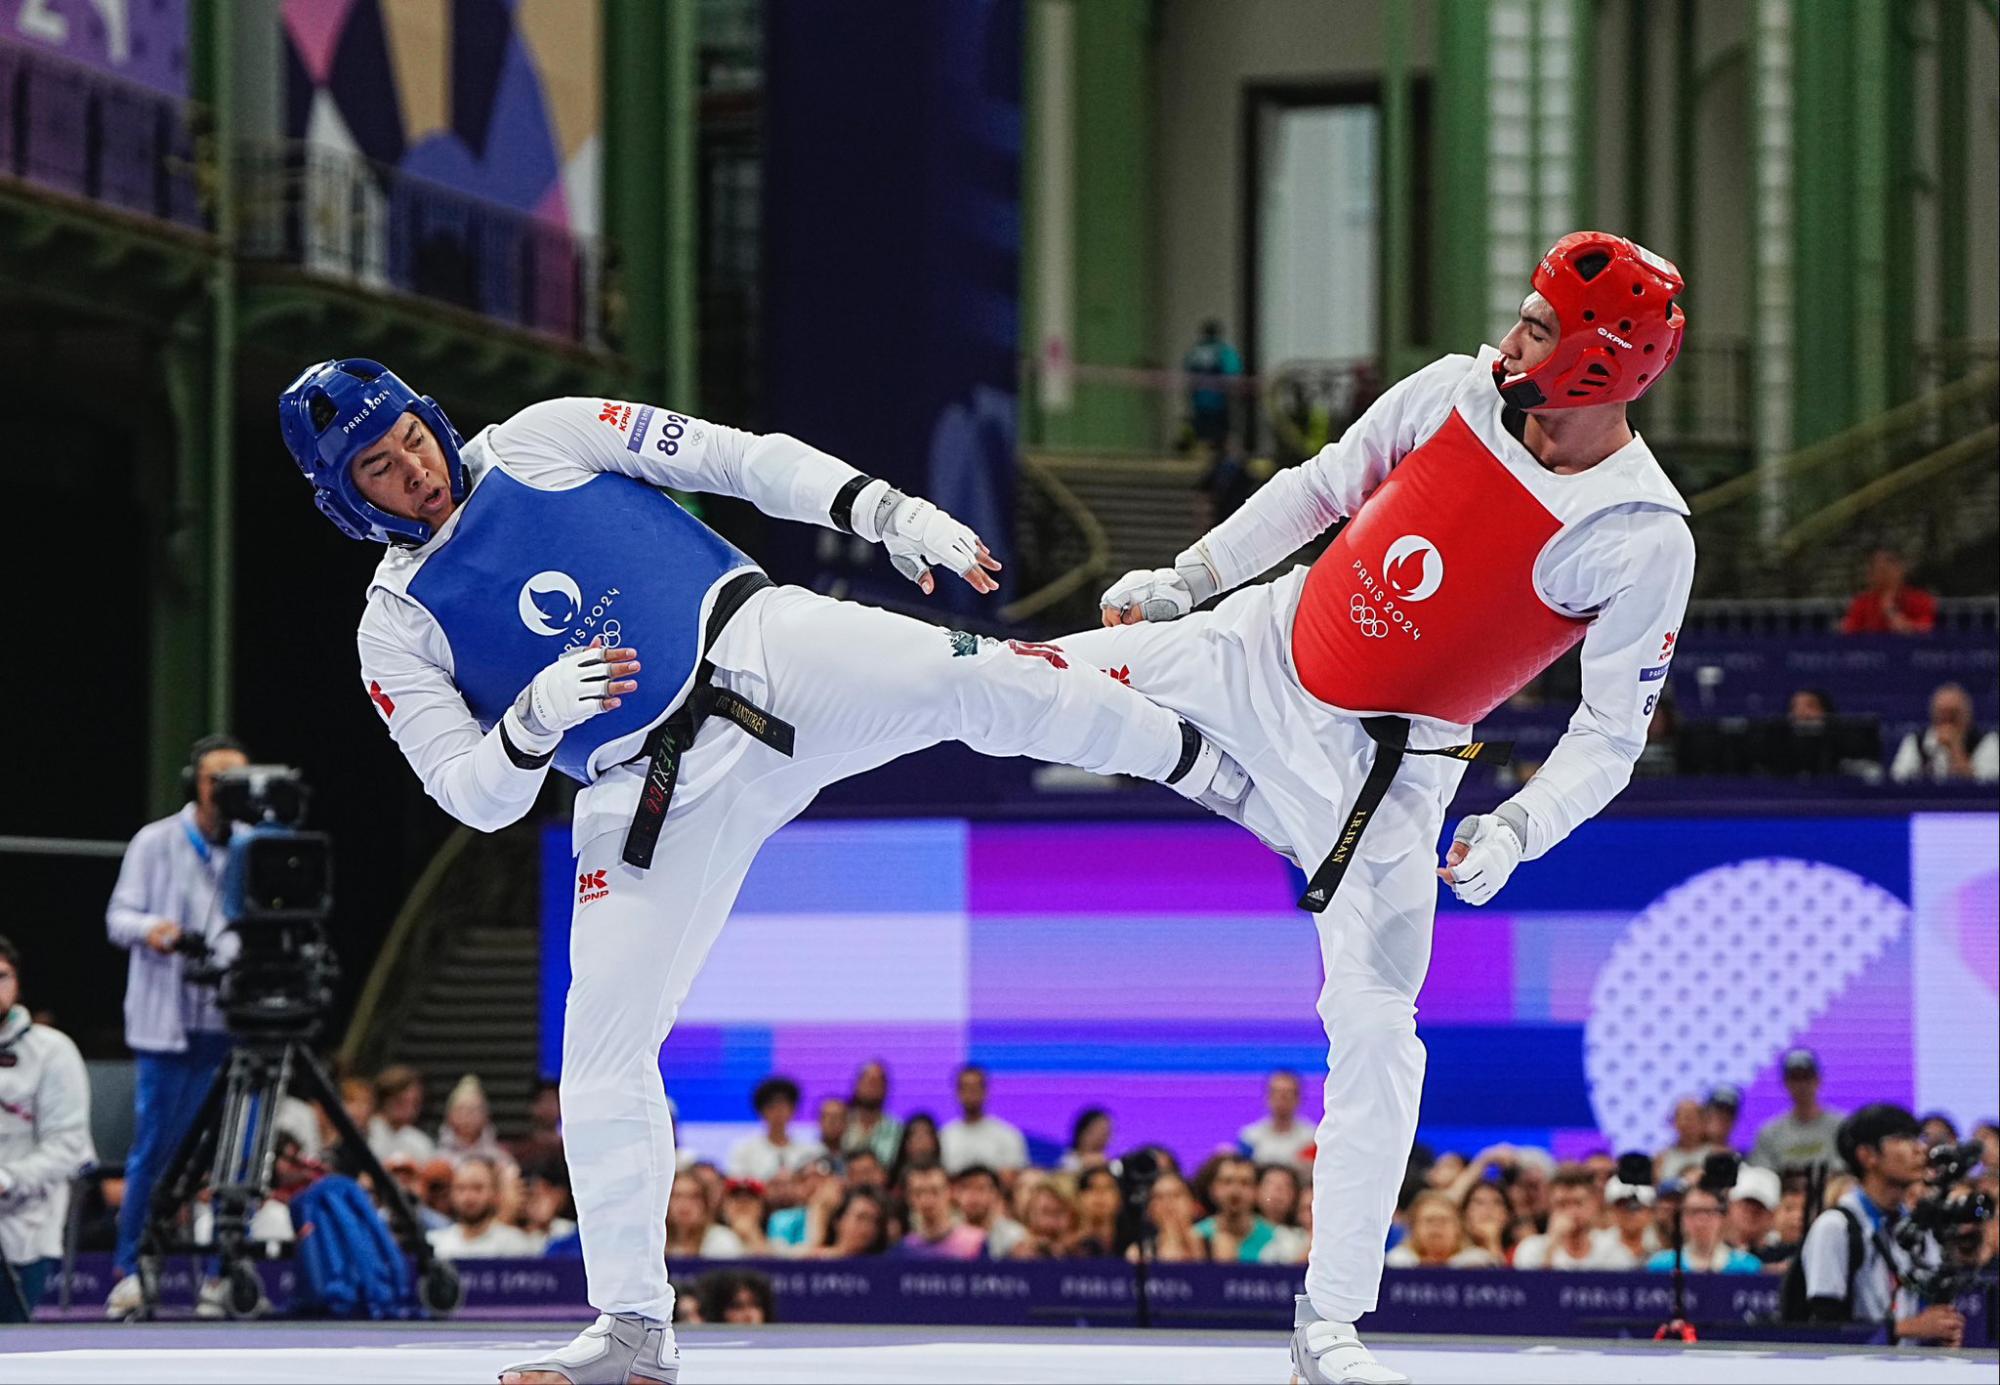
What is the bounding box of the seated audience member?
[368,1066,436,1165]
[436,1074,512,1170]
[728,1076,824,1181]
[841,1061,903,1168]
[427,1155,540,1259]
[717,1180,771,1256]
[1070,1166,1124,1258]
[329,1074,378,1162]
[1513,1166,1636,1270]
[940,1065,1029,1175]
[1702,1086,1743,1153]
[0,937,95,1323]
[1424,1151,1467,1191]
[382,1154,450,1233]
[506,1079,564,1171]
[1751,1049,1845,1170]
[1642,1186,1762,1273]
[806,1188,891,1259]
[950,1164,1026,1258]
[1255,1163,1309,1265]
[768,1158,835,1253]
[813,1096,849,1172]
[520,1160,575,1247]
[1840,546,1936,635]
[1892,683,2000,784]
[697,1268,776,1325]
[1010,1178,1078,1259]
[1917,1112,1959,1149]
[1061,1108,1113,1173]
[665,1178,744,1260]
[1799,1104,1961,1346]
[1505,1147,1555,1237]
[1604,1178,1660,1260]
[1728,1165,1784,1265]
[1657,1097,1716,1184]
[1385,1191,1496,1268]
[1458,1181,1518,1266]
[843,1148,889,1193]
[1192,1154,1275,1263]
[895,1162,983,1259]
[1238,1070,1314,1169]
[1130,1173,1207,1264]
[890,1113,942,1186]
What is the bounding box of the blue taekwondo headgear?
[277,358,467,545]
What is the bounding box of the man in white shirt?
[1512,1167,1635,1270]
[276,359,1248,1385]
[1062,232,1697,1385]
[939,1065,1028,1175]
[366,1065,437,1166]
[1800,1104,1961,1346]
[1238,1070,1314,1169]
[0,937,96,1322]
[726,1077,824,1182]
[101,734,249,1317]
[1890,682,2000,784]
[428,1156,541,1260]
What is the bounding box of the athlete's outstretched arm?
[1439,509,1695,905]
[1102,355,1469,623]
[488,398,1000,594]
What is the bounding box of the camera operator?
[1798,1103,1961,1346]
[0,936,96,1322]
[100,734,249,1317]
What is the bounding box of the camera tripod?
[133,1032,461,1319]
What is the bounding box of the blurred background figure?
[0,937,95,1323]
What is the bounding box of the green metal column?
[1623,0,1650,239]
[664,0,698,410]
[1850,0,1892,424]
[1382,0,1414,377]
[1750,0,1795,537]
[1433,0,1490,352]
[603,0,669,401]
[195,0,238,731]
[1672,0,1697,438]
[1790,0,1853,450]
[1026,0,1151,451]
[1569,0,1596,231]
[1935,0,1969,367]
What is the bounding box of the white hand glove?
[1100,568,1197,623]
[880,492,985,594]
[1439,812,1526,906]
[509,641,627,746]
[1100,555,1218,624]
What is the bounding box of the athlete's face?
[350,411,455,527]
[1498,292,1560,377]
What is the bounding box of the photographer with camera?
[100,734,250,1318]
[1791,1103,1964,1346]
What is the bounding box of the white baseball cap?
[1732,1165,1782,1210]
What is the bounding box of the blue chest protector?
[405,467,757,783]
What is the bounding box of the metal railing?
[1683,595,2000,636]
[0,37,203,229]
[236,140,606,347]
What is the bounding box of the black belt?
[621,571,795,869]
[1296,717,1513,914]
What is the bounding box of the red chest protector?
[1290,409,1589,725]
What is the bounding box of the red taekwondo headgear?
[1495,231,1686,411]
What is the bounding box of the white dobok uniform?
[355,398,1200,1321]
[1058,348,1696,1323]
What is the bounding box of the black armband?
[500,721,557,771]
[829,474,877,534]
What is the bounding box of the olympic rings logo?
[1349,594,1388,638]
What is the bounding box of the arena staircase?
[341,821,546,1138]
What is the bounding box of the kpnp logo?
[1382,534,1444,602]
[577,870,610,905]
[597,401,633,432]
[519,572,583,636]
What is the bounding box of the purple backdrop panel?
[969,823,1300,916]
[968,916,1321,1022]
[1418,914,1516,1023]
[1738,925,1915,1126]
[1,0,188,94]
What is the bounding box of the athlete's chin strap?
[1295,718,1513,913]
